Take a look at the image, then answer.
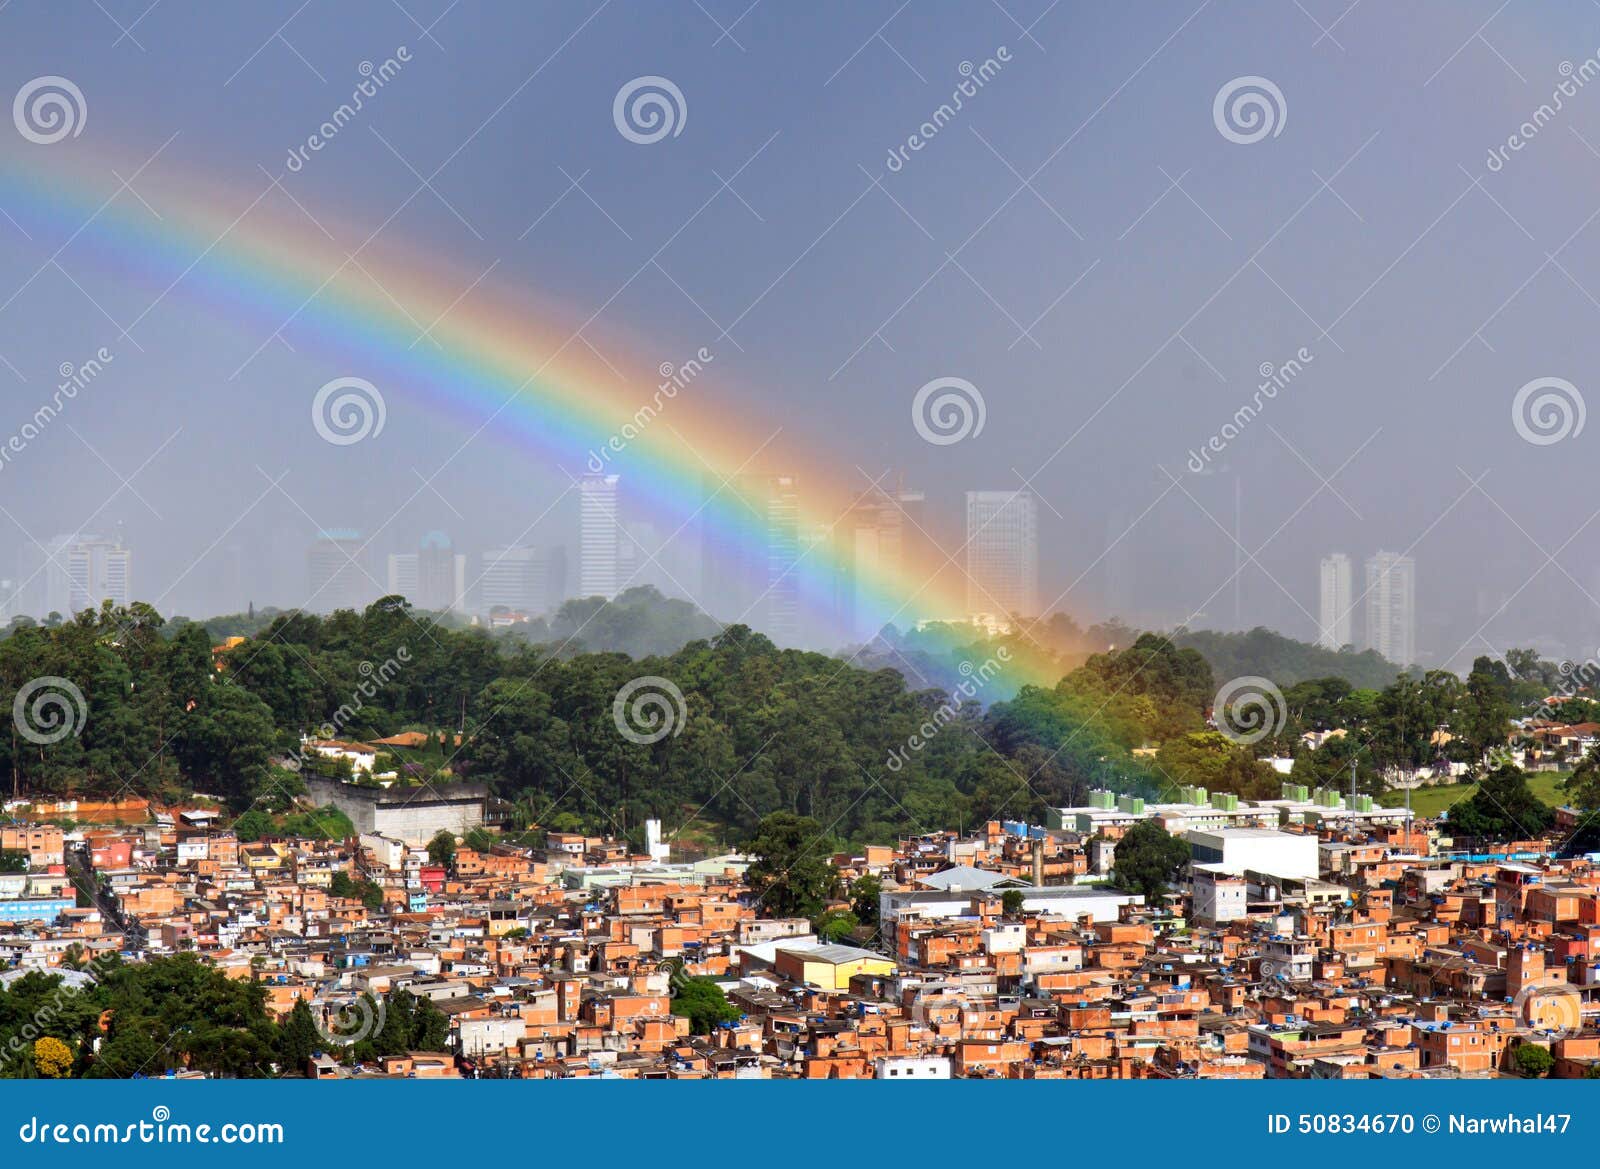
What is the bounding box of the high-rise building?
[579,474,621,600]
[765,475,801,645]
[307,530,372,613]
[1363,550,1416,666]
[416,531,465,611]
[386,553,419,599]
[31,533,132,618]
[1317,553,1353,650]
[479,544,567,617]
[838,482,929,640]
[965,490,1038,624]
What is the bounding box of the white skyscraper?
[35,533,131,618]
[1317,553,1353,650]
[579,474,621,600]
[965,490,1038,623]
[1363,550,1416,666]
[307,530,372,613]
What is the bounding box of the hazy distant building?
[841,483,927,640]
[479,544,566,617]
[1317,553,1353,650]
[31,533,131,618]
[965,490,1038,623]
[579,474,621,600]
[387,533,465,612]
[1363,550,1415,666]
[765,475,801,645]
[307,530,372,613]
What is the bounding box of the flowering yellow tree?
[32,1036,72,1078]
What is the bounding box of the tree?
[849,874,882,928]
[426,830,457,870]
[1514,1042,1554,1078]
[329,871,357,900]
[1448,765,1553,842]
[744,813,835,919]
[1111,820,1191,902]
[0,849,28,873]
[1001,889,1026,918]
[463,827,494,854]
[814,908,858,942]
[670,976,741,1035]
[276,999,322,1071]
[32,1036,72,1078]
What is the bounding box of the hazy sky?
[3,1,1600,669]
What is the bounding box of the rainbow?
[0,148,1060,689]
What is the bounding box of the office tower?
[306,530,372,613]
[480,545,566,617]
[0,578,17,622]
[32,533,132,618]
[838,481,928,641]
[1317,553,1353,650]
[386,553,419,599]
[1363,550,1416,666]
[965,490,1038,625]
[416,531,465,611]
[579,474,621,600]
[765,475,801,645]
